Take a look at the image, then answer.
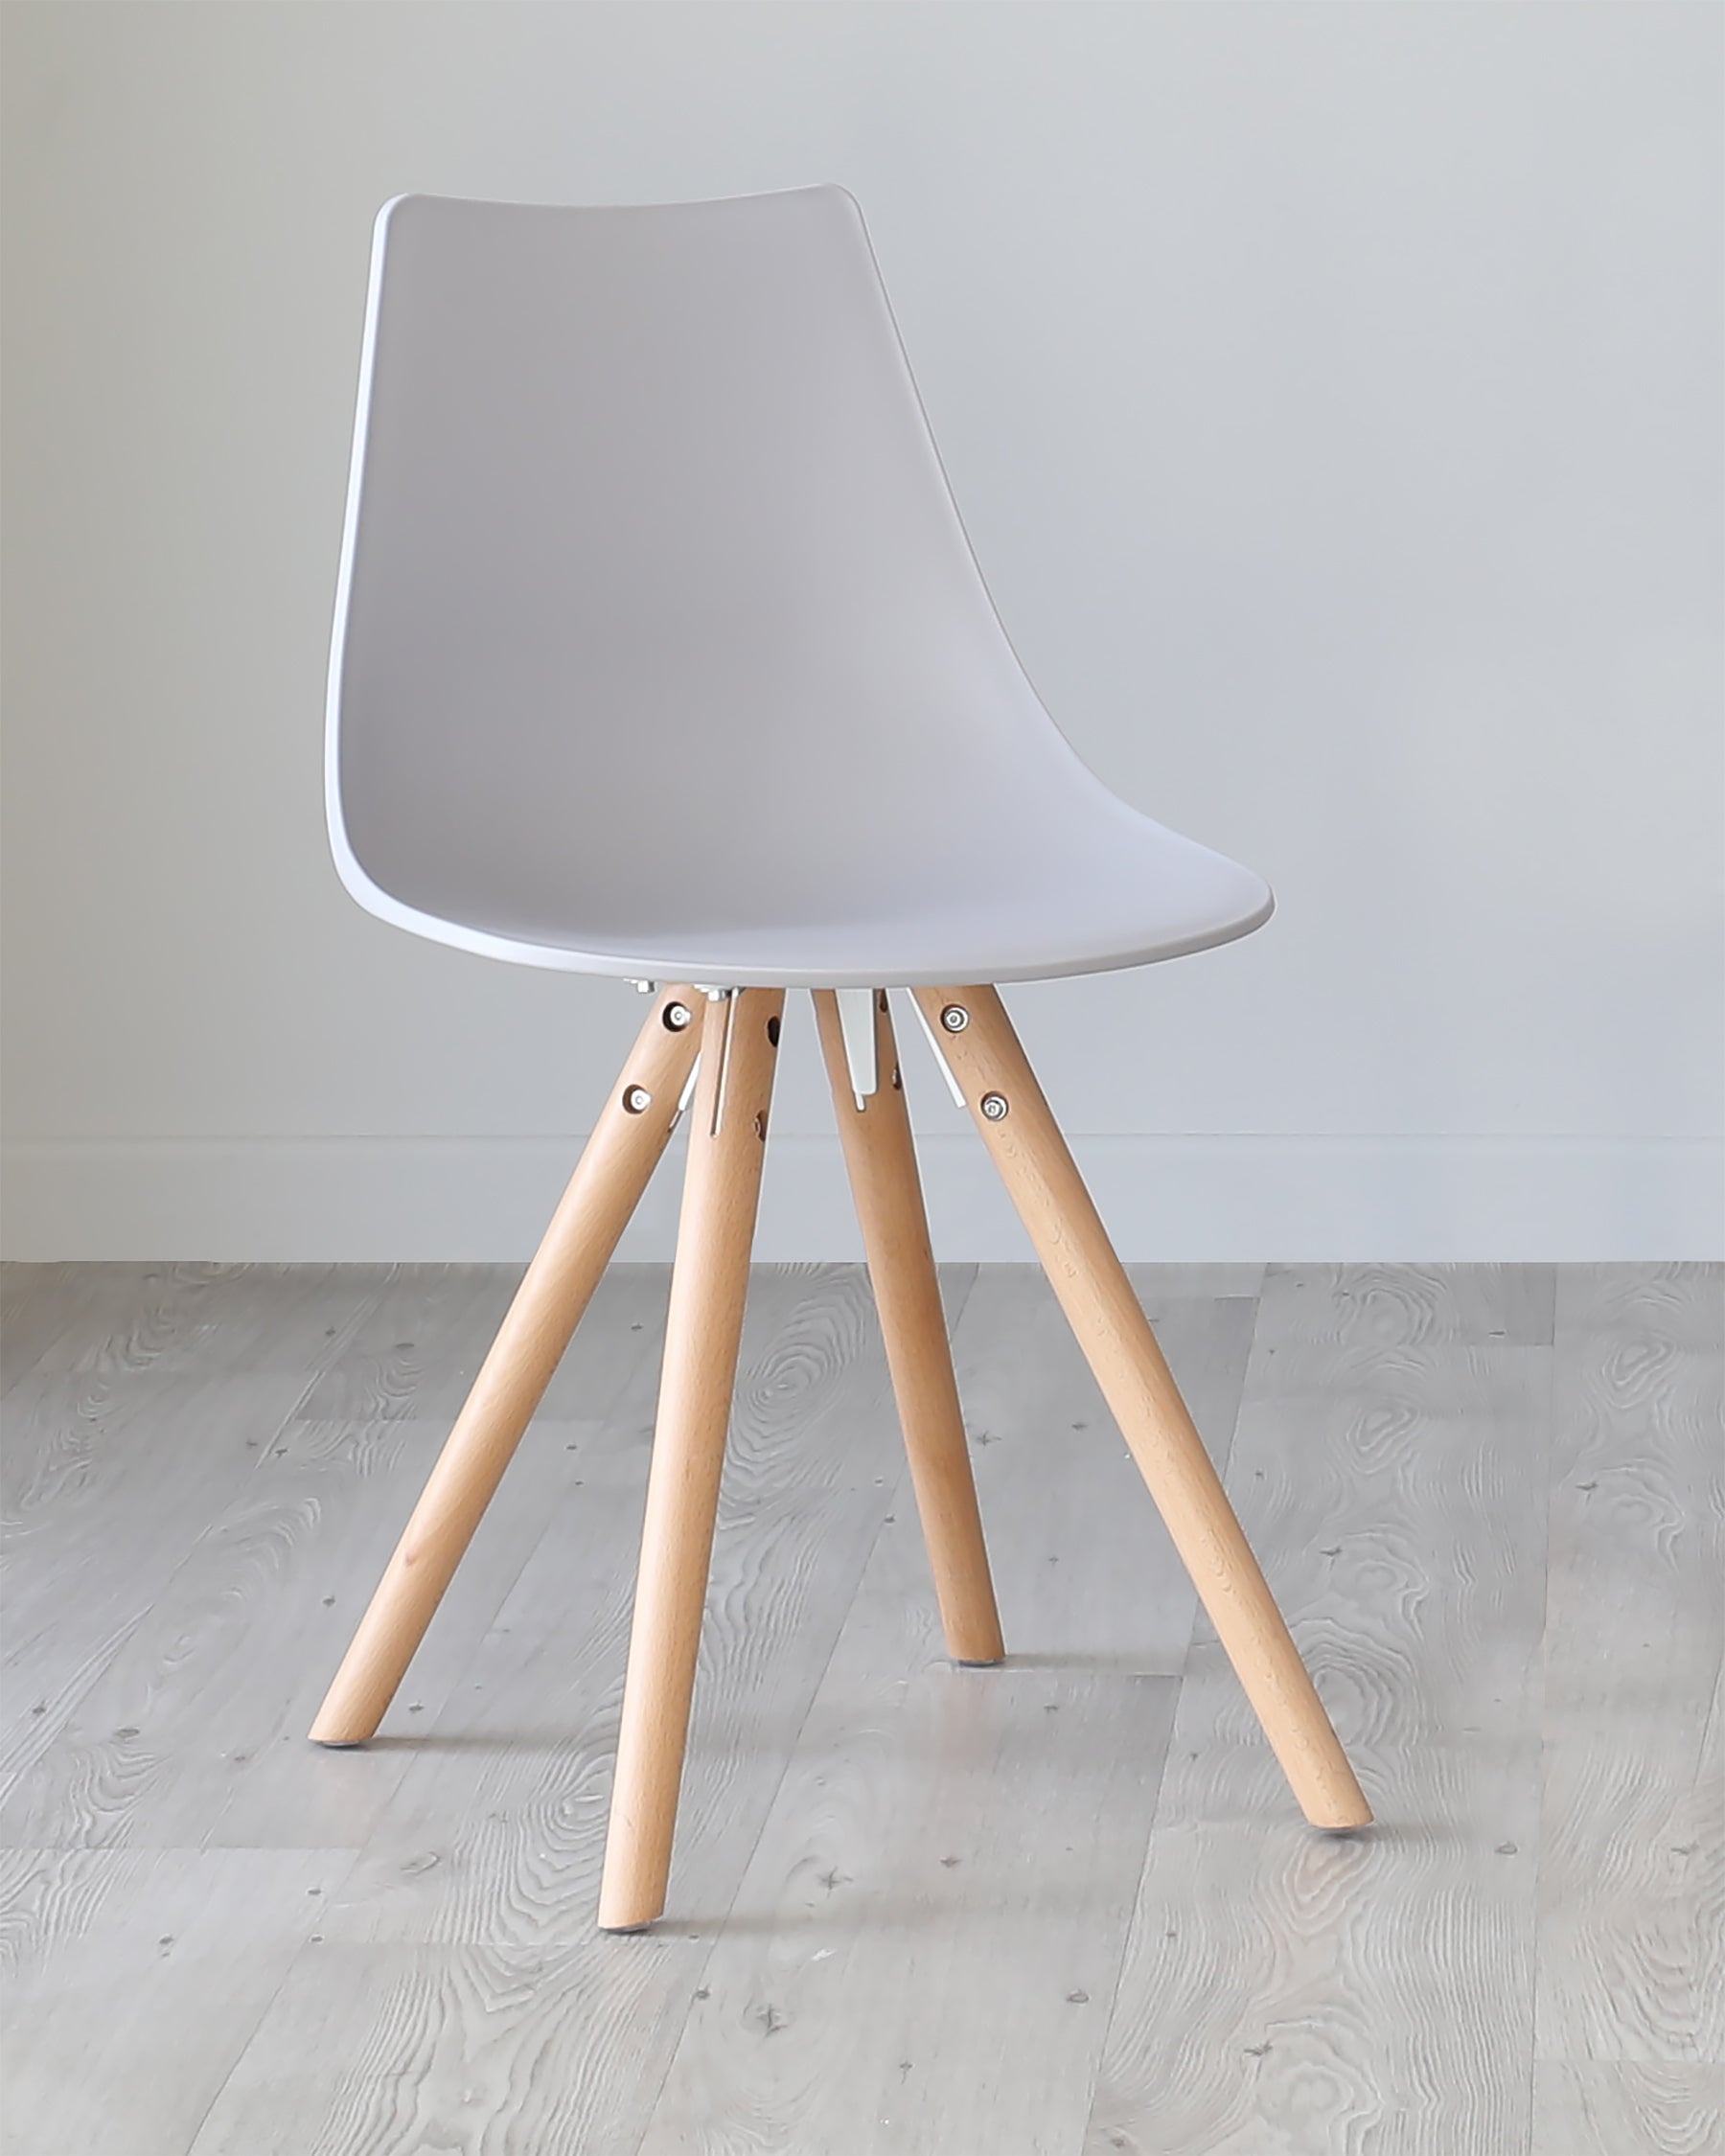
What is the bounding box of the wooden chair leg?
[598,988,784,1931]
[813,990,1004,1664]
[909,984,1371,1830]
[309,987,702,1747]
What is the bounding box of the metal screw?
[622,1085,653,1114]
[940,1004,969,1033]
[663,1002,693,1031]
[979,1092,1009,1121]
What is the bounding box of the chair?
[313,186,1369,1933]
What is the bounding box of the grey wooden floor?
[2,1262,1719,2156]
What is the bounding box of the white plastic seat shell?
[326,186,1274,990]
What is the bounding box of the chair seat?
[343,785,1273,988]
[328,189,1275,992]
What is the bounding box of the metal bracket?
[707,990,738,1136]
[670,1053,702,1130]
[905,992,967,1108]
[835,987,879,1107]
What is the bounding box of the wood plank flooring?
[1,1261,1718,2155]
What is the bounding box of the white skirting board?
[2,1134,1718,1264]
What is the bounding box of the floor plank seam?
[1525,1334,1559,2152]
[1076,1697,1185,2156]
[179,1849,367,2156]
[275,1271,398,1424]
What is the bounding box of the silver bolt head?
[663,1002,693,1031]
[979,1091,1009,1121]
[622,1085,654,1113]
[939,1004,970,1033]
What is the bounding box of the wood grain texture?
[2,1261,93,1393]
[1087,1266,1554,2155]
[26,1261,390,1380]
[637,1418,1178,2156]
[1,1846,352,2156]
[4,1260,1717,2156]
[815,988,1002,1665]
[1532,2063,1725,2156]
[1537,1264,1724,2069]
[314,992,701,1748]
[1,1262,380,1513]
[187,1937,690,2156]
[2,1405,632,1854]
[2,1263,380,1735]
[3,1269,670,1853]
[318,1269,950,1948]
[601,987,785,1929]
[911,985,1368,1831]
[199,1269,960,2153]
[1252,1262,1556,1351]
[298,1261,677,1426]
[953,1268,1258,1674]
[2,1371,329,1760]
[1127,1264,1269,1309]
[293,1264,530,1424]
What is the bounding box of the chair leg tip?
[1312,1800,1374,1833]
[309,1700,378,1746]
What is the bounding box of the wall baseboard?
[2,1134,1718,1264]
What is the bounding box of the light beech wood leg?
[598,988,785,1930]
[309,987,702,1747]
[814,989,1004,1664]
[910,984,1372,1831]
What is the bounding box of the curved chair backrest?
[327,188,1117,963]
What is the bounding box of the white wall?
[3,1,1720,1263]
